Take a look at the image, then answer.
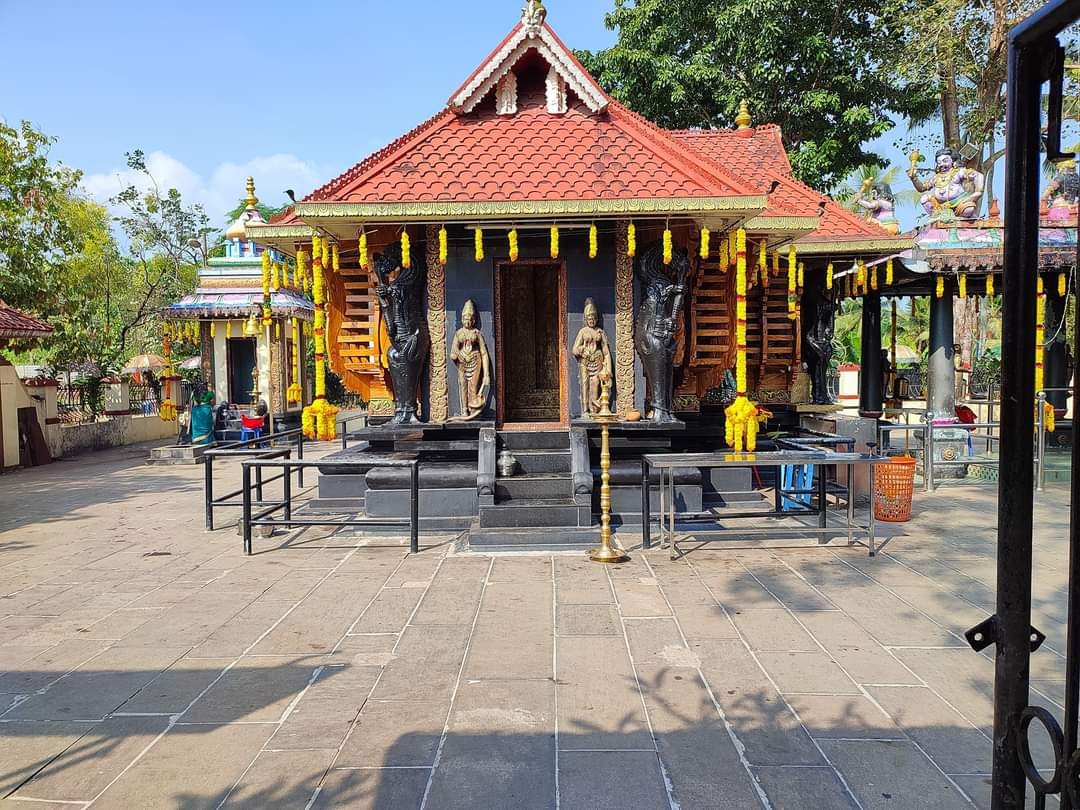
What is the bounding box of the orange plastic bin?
[874,456,917,522]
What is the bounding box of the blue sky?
[0,0,967,230]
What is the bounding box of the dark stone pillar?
[928,280,956,420]
[1044,290,1068,413]
[859,290,883,417]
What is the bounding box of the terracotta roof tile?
[0,300,52,339]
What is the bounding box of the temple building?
[164,179,313,431]
[243,1,910,538]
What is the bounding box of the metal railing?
[240,456,420,555]
[204,428,306,531]
[340,412,369,450]
[1035,387,1072,491]
[128,382,159,416]
[57,384,103,424]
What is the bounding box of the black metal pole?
[297,431,305,488]
[993,35,1043,810]
[283,454,293,526]
[242,464,253,556]
[255,465,264,505]
[410,461,419,554]
[1062,280,1080,809]
[859,290,883,418]
[642,458,651,550]
[204,452,214,531]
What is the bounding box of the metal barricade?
[1035,387,1071,491]
[203,428,306,531]
[240,456,420,555]
[339,412,370,450]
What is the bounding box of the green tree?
[0,121,82,314]
[576,0,938,190]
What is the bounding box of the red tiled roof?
[0,300,52,339]
[675,128,892,240]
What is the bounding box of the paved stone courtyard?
[0,442,1072,808]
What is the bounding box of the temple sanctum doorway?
[495,260,568,427]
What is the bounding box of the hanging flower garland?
[627,222,636,258]
[787,246,797,320]
[301,250,339,441]
[226,320,233,338]
[332,243,340,273]
[885,258,894,287]
[550,225,559,259]
[699,227,710,260]
[474,227,484,262]
[210,322,216,338]
[797,261,805,290]
[719,237,728,271]
[438,226,448,266]
[869,265,878,292]
[663,226,673,265]
[160,323,177,422]
[826,262,834,290]
[287,317,302,405]
[727,231,737,268]
[359,229,369,270]
[400,230,411,269]
[845,273,852,299]
[261,251,272,326]
[958,273,967,299]
[1060,271,1067,297]
[856,260,867,295]
[757,240,767,287]
[508,228,520,262]
[296,247,309,294]
[589,223,598,260]
[271,261,281,292]
[724,229,767,453]
[986,274,994,296]
[936,276,944,299]
[772,250,780,278]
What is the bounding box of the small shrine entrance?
[495,260,568,427]
[227,338,257,405]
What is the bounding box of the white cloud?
[81,150,323,229]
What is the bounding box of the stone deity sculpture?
[449,299,491,421]
[374,242,429,424]
[634,240,690,423]
[802,286,837,405]
[907,147,985,221]
[1042,162,1080,221]
[854,179,900,234]
[572,298,613,416]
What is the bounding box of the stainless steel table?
[641,451,892,558]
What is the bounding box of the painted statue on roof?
[1042,160,1080,222]
[854,179,900,235]
[374,242,429,424]
[635,240,690,423]
[907,147,985,222]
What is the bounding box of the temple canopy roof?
[0,300,53,340]
[162,287,313,322]
[247,2,909,261]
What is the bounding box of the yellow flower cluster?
[724,229,764,452]
[271,261,281,292]
[627,222,636,257]
[719,238,728,271]
[699,228,710,259]
[1060,272,1067,297]
[359,230,369,269]
[439,226,449,266]
[786,246,797,320]
[1043,400,1056,433]
[296,249,309,293]
[589,223,598,259]
[936,276,944,299]
[958,273,967,299]
[509,228,519,262]
[160,398,177,422]
[475,227,484,262]
[758,240,767,286]
[772,250,780,277]
[870,266,877,291]
[301,252,339,441]
[986,274,994,296]
[663,228,673,265]
[725,396,761,453]
[798,262,805,290]
[885,258,894,287]
[826,262,833,290]
[261,251,272,326]
[1035,284,1045,396]
[550,225,559,259]
[332,244,340,273]
[401,230,411,269]
[288,318,302,405]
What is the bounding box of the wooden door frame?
[493,258,569,431]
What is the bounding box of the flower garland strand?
[287,317,302,405]
[300,249,339,442]
[936,276,944,299]
[400,230,411,269]
[359,229,369,269]
[885,258,894,287]
[772,250,780,278]
[986,274,994,296]
[332,243,340,273]
[724,229,766,452]
[699,227,710,260]
[663,227,673,265]
[719,237,728,271]
[550,225,559,259]
[589,223,598,260]
[627,222,636,257]
[439,226,448,266]
[826,262,834,290]
[757,240,767,287]
[787,246,797,320]
[958,273,967,299]
[261,251,272,326]
[1060,271,1067,297]
[474,227,484,262]
[798,261,805,290]
[870,265,878,292]
[296,248,309,294]
[159,323,177,421]
[271,261,281,292]
[727,231,737,269]
[509,228,519,262]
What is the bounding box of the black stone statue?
[802,281,837,405]
[634,240,690,423]
[374,242,429,424]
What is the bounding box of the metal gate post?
[1036,391,1047,491]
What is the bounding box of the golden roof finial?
[244,176,258,209]
[735,99,752,130]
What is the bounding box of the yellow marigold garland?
[826,262,833,290]
[509,228,519,262]
[226,320,233,338]
[870,266,877,292]
[986,274,994,296]
[727,231,737,268]
[296,248,309,294]
[331,243,340,273]
[936,276,944,299]
[886,258,894,286]
[958,273,967,299]
[663,227,673,265]
[439,226,448,266]
[400,230,411,269]
[589,223,598,259]
[719,238,728,271]
[772,250,780,277]
[359,230,369,269]
[475,227,484,262]
[699,228,710,259]
[787,246,797,320]
[209,322,215,338]
[627,222,636,257]
[758,240,767,286]
[798,262,805,290]
[724,229,766,452]
[261,252,272,326]
[1060,271,1067,297]
[287,317,302,405]
[550,225,559,259]
[301,251,338,440]
[160,323,176,421]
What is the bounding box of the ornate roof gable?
[448,7,608,116]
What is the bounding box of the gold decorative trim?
[425,225,449,423]
[614,220,636,417]
[245,224,315,240]
[795,237,914,255]
[744,215,819,232]
[368,398,395,417]
[293,195,768,222]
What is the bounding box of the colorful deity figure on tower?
[907,147,985,221]
[1042,158,1080,221]
[854,179,900,234]
[572,298,613,416]
[449,299,491,421]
